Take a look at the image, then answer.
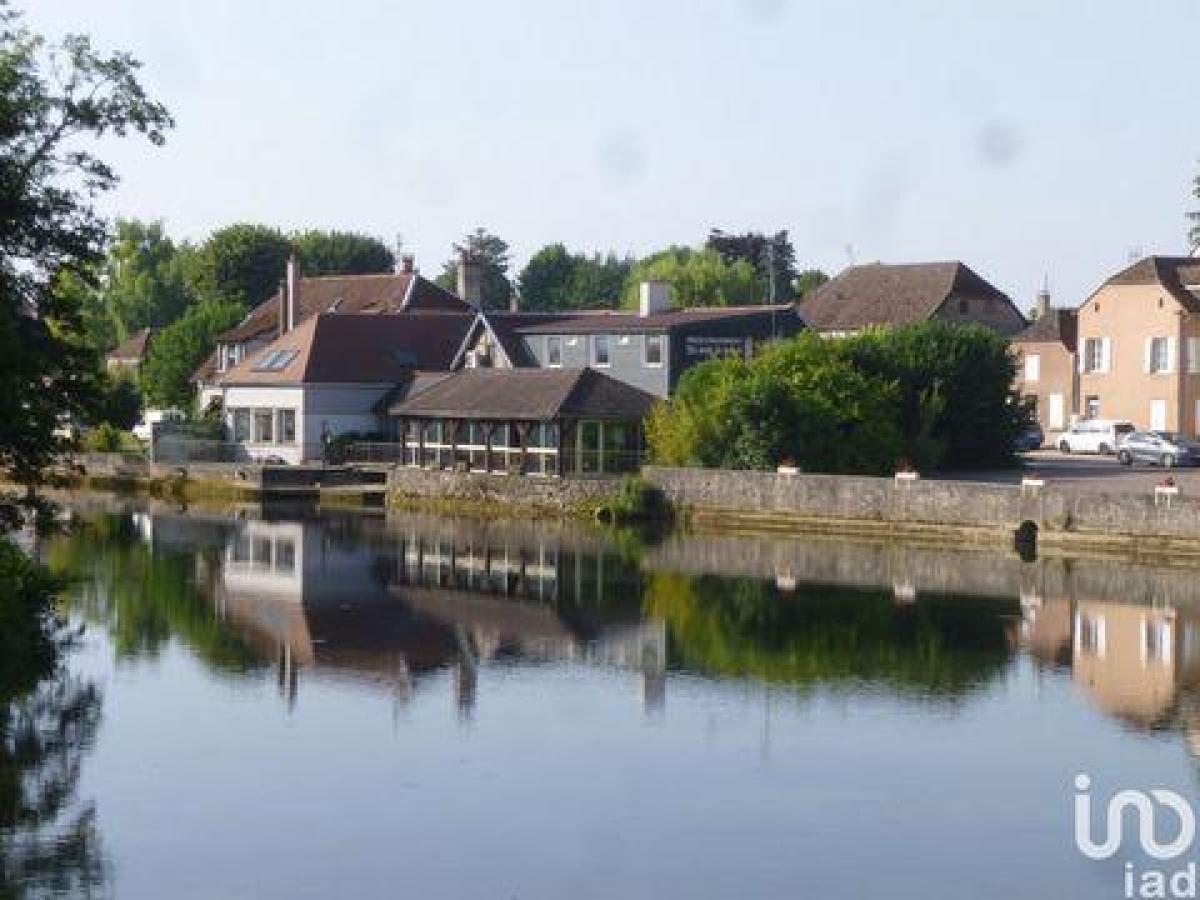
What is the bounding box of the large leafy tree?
[706,229,798,302]
[0,2,171,487]
[139,298,243,410]
[622,246,758,309]
[79,218,193,349]
[185,223,290,308]
[794,268,829,298]
[517,243,631,311]
[436,227,513,310]
[290,229,394,277]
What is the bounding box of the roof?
[494,304,802,336]
[190,349,219,384]
[107,328,153,362]
[218,312,473,386]
[1013,308,1077,350]
[216,271,471,343]
[1099,256,1200,313]
[799,262,1012,331]
[388,367,659,421]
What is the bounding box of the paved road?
[944,450,1200,494]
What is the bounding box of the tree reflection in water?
[646,571,1019,698]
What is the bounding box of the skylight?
[252,349,298,371]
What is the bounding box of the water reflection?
[46,502,1200,759]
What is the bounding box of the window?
[232,409,251,442]
[1151,399,1167,432]
[1189,338,1200,374]
[1084,396,1100,419]
[957,297,969,314]
[254,409,273,443]
[1049,393,1065,430]
[278,409,296,444]
[252,349,298,372]
[1148,337,1171,373]
[1143,618,1172,666]
[546,336,562,367]
[1082,338,1108,374]
[1024,354,1040,382]
[593,334,611,367]
[1078,614,1106,658]
[645,334,664,367]
[275,539,296,574]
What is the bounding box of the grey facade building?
[453,283,803,398]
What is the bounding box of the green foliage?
[185,223,291,308]
[93,372,142,430]
[517,243,632,311]
[794,268,829,298]
[0,537,60,704]
[0,3,170,487]
[840,322,1028,470]
[596,475,667,524]
[648,333,903,474]
[436,227,513,310]
[290,229,395,277]
[81,422,139,453]
[139,298,244,410]
[622,246,758,309]
[705,228,797,301]
[80,218,194,349]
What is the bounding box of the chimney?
[398,253,415,274]
[639,281,672,317]
[510,288,520,313]
[277,279,286,338]
[1035,283,1051,320]
[286,254,298,331]
[457,249,482,308]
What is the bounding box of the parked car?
[1055,419,1134,455]
[132,408,185,443]
[1117,431,1200,468]
[1014,425,1044,452]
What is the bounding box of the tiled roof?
[216,272,470,343]
[218,312,473,386]
[1013,308,1077,350]
[1101,256,1200,313]
[387,367,658,421]
[496,304,802,336]
[107,328,153,361]
[190,349,219,384]
[799,261,1012,331]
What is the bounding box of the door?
[1151,399,1167,432]
[1048,394,1065,430]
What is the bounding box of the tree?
[706,229,798,302]
[1189,161,1200,250]
[80,218,193,349]
[185,223,290,308]
[139,299,243,410]
[516,244,631,311]
[622,247,758,309]
[0,2,171,487]
[436,227,513,310]
[290,229,395,277]
[794,268,829,298]
[93,371,142,430]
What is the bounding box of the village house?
[799,261,1026,336]
[1012,288,1078,442]
[452,282,803,398]
[1073,256,1200,433]
[105,327,154,375]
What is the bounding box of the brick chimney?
[398,253,415,274]
[286,254,298,331]
[1035,283,1051,320]
[639,281,671,317]
[457,249,482,308]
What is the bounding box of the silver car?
[1116,431,1200,468]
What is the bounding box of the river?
[6,498,1199,898]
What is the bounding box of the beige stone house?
[799,261,1027,336]
[1012,294,1077,440]
[1074,256,1200,433]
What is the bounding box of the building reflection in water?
[211,514,665,716]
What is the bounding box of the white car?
[1056,419,1135,456]
[132,408,185,443]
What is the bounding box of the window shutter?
[1167,338,1178,373]
[1144,337,1153,373]
[1102,338,1113,374]
[1077,340,1086,373]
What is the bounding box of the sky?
[28,0,1200,307]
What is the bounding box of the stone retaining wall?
[388,467,623,514]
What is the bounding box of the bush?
[82,423,139,453]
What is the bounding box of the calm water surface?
[8,500,1200,898]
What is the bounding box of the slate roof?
[1099,256,1200,313]
[107,328,153,362]
[799,262,1013,331]
[218,312,473,386]
[495,304,801,335]
[217,272,470,343]
[387,367,658,421]
[1013,308,1077,350]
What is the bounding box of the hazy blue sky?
[30,0,1200,306]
